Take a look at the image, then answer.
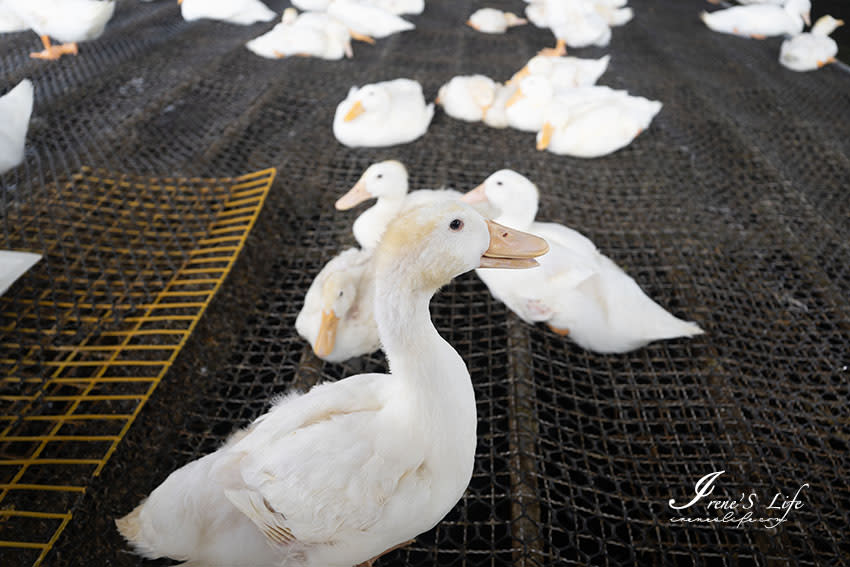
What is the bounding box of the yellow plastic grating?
[0,167,275,566]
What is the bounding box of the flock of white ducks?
[296,160,704,362]
[701,0,843,72]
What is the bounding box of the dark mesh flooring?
[2,0,850,565]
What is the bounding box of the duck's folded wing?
[531,222,600,287]
[211,374,423,546]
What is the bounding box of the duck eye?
[496,181,503,186]
[449,219,463,231]
[338,291,344,297]
[376,174,383,179]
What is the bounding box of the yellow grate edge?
[0,167,275,566]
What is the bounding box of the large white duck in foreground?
[700,0,810,38]
[0,79,34,175]
[2,0,115,60]
[780,14,843,71]
[179,0,276,25]
[462,170,704,353]
[333,79,434,148]
[296,247,379,362]
[335,160,461,249]
[117,201,548,567]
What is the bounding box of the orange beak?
[460,183,488,205]
[344,100,366,122]
[314,310,340,358]
[335,179,372,210]
[480,220,548,269]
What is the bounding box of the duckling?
[2,0,114,60]
[296,248,379,363]
[0,250,41,296]
[333,79,434,148]
[509,54,610,89]
[335,160,461,249]
[0,79,33,175]
[536,93,661,157]
[780,14,843,71]
[436,75,499,123]
[700,0,810,39]
[466,8,527,34]
[327,0,414,39]
[246,8,353,59]
[462,170,703,353]
[179,0,275,25]
[116,201,547,567]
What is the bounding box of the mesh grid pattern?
[1,0,848,565]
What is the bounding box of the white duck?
[0,6,27,33]
[2,0,115,60]
[436,75,499,123]
[510,54,610,89]
[335,160,461,249]
[179,0,276,25]
[504,75,557,132]
[539,0,611,56]
[333,79,434,148]
[0,250,41,296]
[116,201,547,567]
[700,0,810,38]
[296,248,379,362]
[327,0,415,38]
[536,93,661,157]
[246,8,353,60]
[462,170,704,353]
[482,82,518,129]
[780,14,843,71]
[466,8,527,34]
[0,79,33,175]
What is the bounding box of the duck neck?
[354,195,406,247]
[495,207,536,231]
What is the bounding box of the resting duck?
[536,93,662,157]
[327,0,415,39]
[335,160,461,249]
[700,0,810,38]
[2,0,115,60]
[780,14,843,71]
[246,8,354,60]
[0,79,33,175]
[510,54,611,90]
[117,201,547,567]
[466,8,527,34]
[462,170,704,353]
[436,75,499,123]
[179,0,276,25]
[296,248,379,363]
[333,79,434,148]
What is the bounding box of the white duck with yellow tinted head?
[780,14,843,71]
[333,79,434,148]
[466,8,527,34]
[700,0,810,38]
[295,247,379,363]
[116,201,547,567]
[179,0,276,25]
[436,75,499,123]
[335,160,462,249]
[536,93,661,158]
[462,170,704,354]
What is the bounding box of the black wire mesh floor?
[2,0,849,565]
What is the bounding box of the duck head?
[376,201,548,292]
[785,0,811,26]
[335,160,409,210]
[314,272,357,357]
[461,170,540,230]
[811,14,844,36]
[343,84,391,122]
